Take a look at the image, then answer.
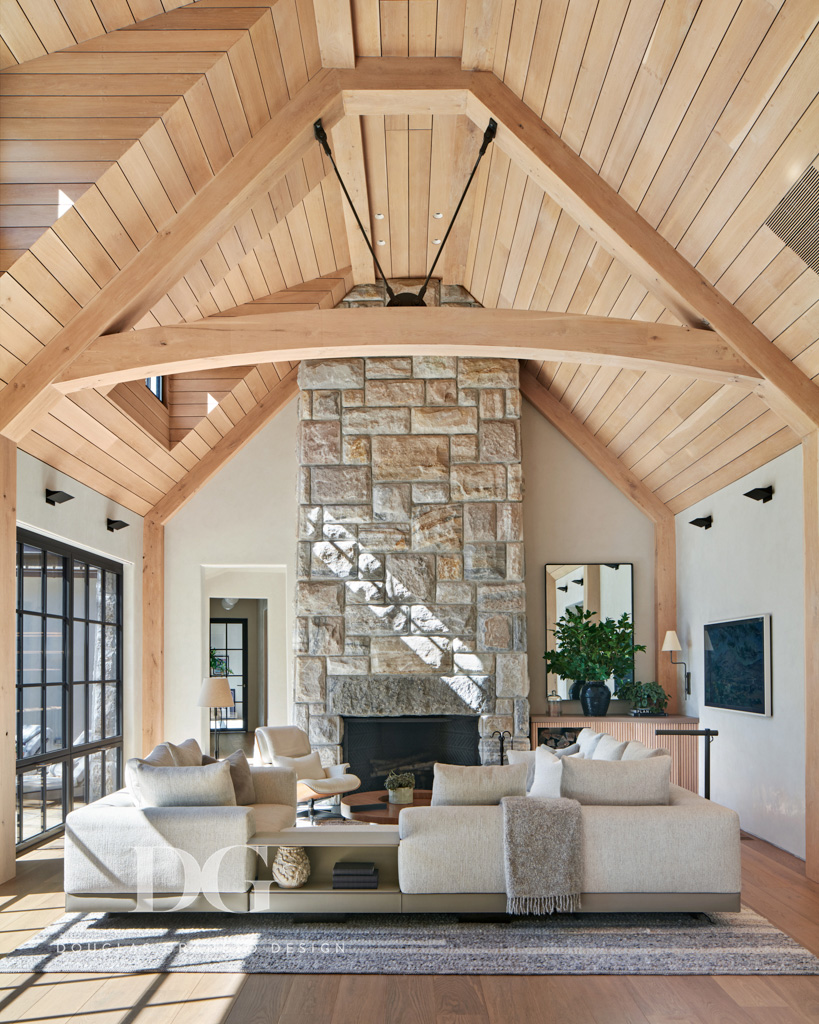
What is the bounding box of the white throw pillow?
[621,740,671,760]
[528,746,562,799]
[506,750,536,791]
[131,761,237,808]
[576,728,605,758]
[560,756,671,805]
[431,763,527,805]
[592,734,628,761]
[167,738,203,767]
[273,750,325,781]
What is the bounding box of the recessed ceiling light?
[432,239,441,245]
[433,212,443,219]
[376,239,386,246]
[375,213,384,219]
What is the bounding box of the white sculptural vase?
[271,846,311,888]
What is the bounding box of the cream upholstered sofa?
[64,738,297,913]
[397,730,742,914]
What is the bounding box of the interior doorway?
[208,597,268,757]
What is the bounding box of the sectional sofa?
[64,730,741,914]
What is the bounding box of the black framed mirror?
[544,563,635,698]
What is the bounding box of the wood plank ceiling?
[0,0,816,517]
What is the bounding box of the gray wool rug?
[2,907,818,976]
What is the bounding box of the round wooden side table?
[340,789,433,824]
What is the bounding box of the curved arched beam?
[57,308,762,394]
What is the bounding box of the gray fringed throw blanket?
[501,796,582,915]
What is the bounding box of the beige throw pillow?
[202,750,256,805]
[125,742,175,802]
[273,750,325,781]
[560,755,671,805]
[621,740,671,760]
[132,761,237,808]
[592,734,629,761]
[576,728,605,758]
[506,749,536,791]
[431,762,527,805]
[167,738,203,767]
[528,746,562,799]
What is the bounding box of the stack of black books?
[332,861,379,889]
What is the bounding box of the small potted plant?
[385,770,415,804]
[615,679,669,716]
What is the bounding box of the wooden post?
[654,516,679,715]
[142,515,164,755]
[0,439,17,882]
[584,563,601,624]
[804,431,818,882]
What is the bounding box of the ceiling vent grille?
[765,165,819,274]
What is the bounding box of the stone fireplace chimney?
[293,356,529,766]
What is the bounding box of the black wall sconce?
[107,519,129,532]
[557,584,568,592]
[744,486,773,503]
[571,578,584,586]
[689,516,712,529]
[45,489,74,505]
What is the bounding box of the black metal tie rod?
[655,728,719,800]
[313,117,497,306]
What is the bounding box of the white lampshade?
[197,676,234,709]
[662,630,682,652]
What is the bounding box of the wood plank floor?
[1,835,817,1023]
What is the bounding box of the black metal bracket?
[655,729,719,799]
[314,116,497,305]
[314,119,395,300]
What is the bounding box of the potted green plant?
[384,770,415,804]
[543,608,646,715]
[615,679,669,716]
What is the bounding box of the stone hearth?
[293,356,529,765]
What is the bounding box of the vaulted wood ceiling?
[1,0,816,518]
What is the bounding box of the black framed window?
[209,618,248,732]
[16,530,123,850]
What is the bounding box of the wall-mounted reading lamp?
[662,630,691,696]
[744,486,773,502]
[107,519,129,532]
[689,516,712,529]
[46,489,74,505]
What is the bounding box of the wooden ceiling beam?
[0,68,344,444]
[58,308,762,392]
[464,72,819,437]
[330,116,375,284]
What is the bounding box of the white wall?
[520,402,656,715]
[163,400,298,749]
[16,452,143,760]
[676,446,805,857]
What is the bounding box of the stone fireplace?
[293,356,529,766]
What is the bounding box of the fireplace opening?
[342,716,480,792]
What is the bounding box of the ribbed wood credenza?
[530,715,700,793]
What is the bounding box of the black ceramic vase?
[568,680,585,700]
[580,681,611,716]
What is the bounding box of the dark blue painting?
[704,616,771,716]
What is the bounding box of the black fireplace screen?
[342,716,479,792]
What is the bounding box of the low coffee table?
[341,789,433,824]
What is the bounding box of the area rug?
[2,908,818,975]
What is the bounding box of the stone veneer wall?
[293,356,529,766]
